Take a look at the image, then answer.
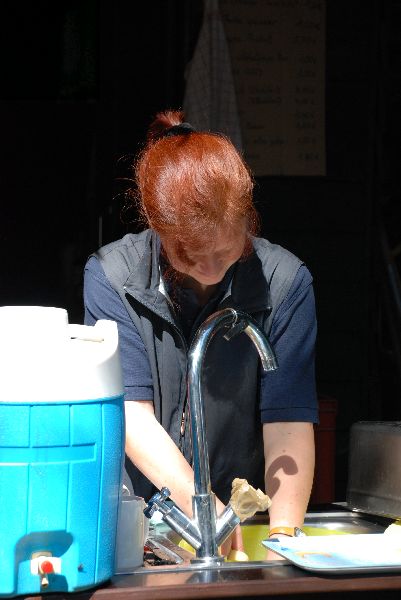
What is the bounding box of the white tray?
[263,533,401,574]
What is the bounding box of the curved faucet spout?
[242,321,278,372]
[187,308,278,497]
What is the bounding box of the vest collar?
[123,230,174,322]
[220,243,272,314]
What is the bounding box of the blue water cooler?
[0,306,125,596]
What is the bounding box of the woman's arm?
[125,400,196,517]
[263,421,315,558]
[125,400,244,553]
[263,421,315,527]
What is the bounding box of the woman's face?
[162,226,247,288]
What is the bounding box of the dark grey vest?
[95,229,302,503]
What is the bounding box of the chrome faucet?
[144,308,278,565]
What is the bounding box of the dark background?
[1,0,400,500]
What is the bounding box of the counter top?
[22,507,401,600]
[24,562,401,600]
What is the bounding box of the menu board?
[219,0,326,176]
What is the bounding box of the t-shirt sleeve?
[260,265,318,423]
[83,256,154,401]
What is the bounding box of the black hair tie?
[162,122,196,138]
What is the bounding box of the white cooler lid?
[0,306,124,402]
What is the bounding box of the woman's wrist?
[268,526,305,538]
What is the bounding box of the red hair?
[134,110,259,263]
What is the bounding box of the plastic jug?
[115,488,148,573]
[0,306,125,596]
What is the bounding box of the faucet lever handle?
[143,487,171,518]
[158,487,171,501]
[223,320,247,341]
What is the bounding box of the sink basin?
[138,508,390,572]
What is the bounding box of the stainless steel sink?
[124,507,391,574]
[301,510,389,534]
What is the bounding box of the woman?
[84,110,318,554]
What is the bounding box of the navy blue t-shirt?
[84,256,318,423]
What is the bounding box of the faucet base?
[190,555,225,566]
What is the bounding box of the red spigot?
[39,559,55,575]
